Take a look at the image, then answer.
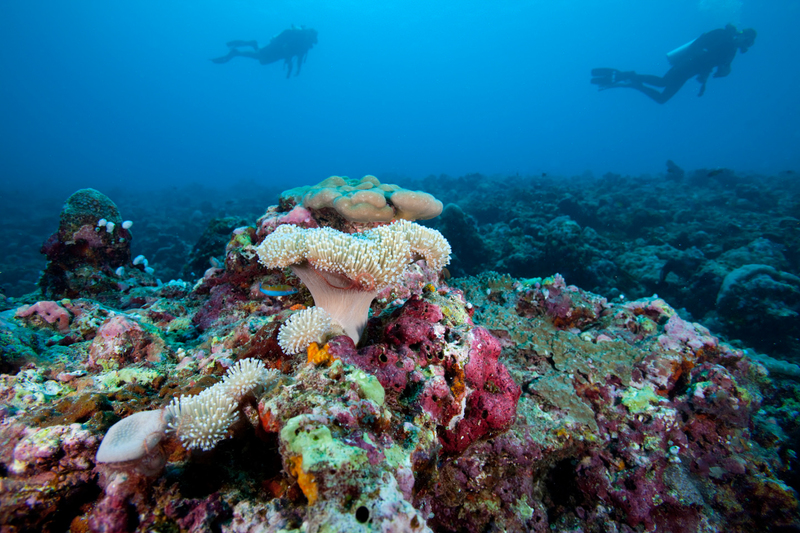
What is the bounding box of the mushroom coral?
[256,220,451,344]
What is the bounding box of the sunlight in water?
[698,0,743,23]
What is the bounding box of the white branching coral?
[165,388,239,452]
[256,220,451,344]
[278,306,332,355]
[218,358,275,401]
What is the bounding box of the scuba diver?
[591,24,756,103]
[212,25,318,78]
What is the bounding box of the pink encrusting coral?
[14,300,72,333]
[256,205,319,237]
[439,327,521,454]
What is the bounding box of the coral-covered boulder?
[439,327,521,454]
[714,264,800,353]
[88,314,167,368]
[331,295,521,455]
[38,188,157,299]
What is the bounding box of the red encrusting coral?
[439,327,521,454]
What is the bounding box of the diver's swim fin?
[211,53,232,64]
[590,68,617,88]
[590,69,636,88]
[226,40,258,49]
[591,68,618,77]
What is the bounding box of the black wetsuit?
[638,27,739,102]
[212,27,318,77]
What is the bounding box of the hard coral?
[14,300,71,333]
[0,422,100,531]
[282,175,443,224]
[88,314,166,368]
[38,188,142,299]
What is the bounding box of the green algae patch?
[348,367,385,406]
[622,385,661,413]
[281,414,368,472]
[383,441,413,470]
[513,495,535,521]
[96,366,160,391]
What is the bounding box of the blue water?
[1,0,798,194]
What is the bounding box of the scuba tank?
[666,38,696,65]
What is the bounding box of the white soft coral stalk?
[291,263,376,345]
[256,221,452,345]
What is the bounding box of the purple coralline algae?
[0,181,798,532]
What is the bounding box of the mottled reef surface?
[0,169,798,532]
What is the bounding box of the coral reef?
[416,170,800,363]
[0,178,798,532]
[36,188,160,304]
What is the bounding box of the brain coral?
[281,175,444,223]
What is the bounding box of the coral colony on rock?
[0,174,799,533]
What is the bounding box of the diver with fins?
[591,24,756,103]
[212,25,318,78]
